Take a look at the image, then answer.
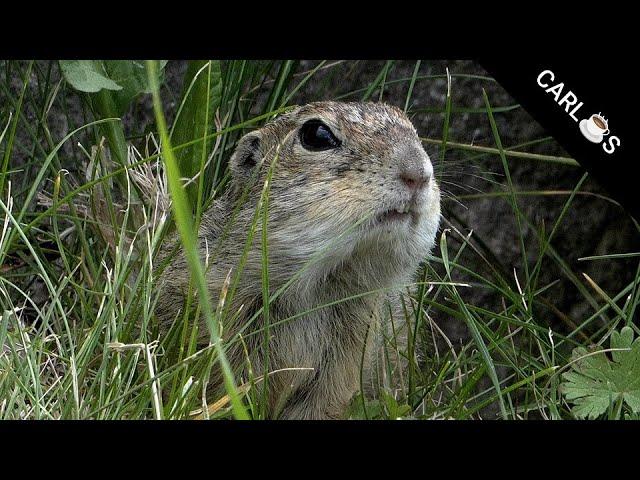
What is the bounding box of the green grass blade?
[146,60,248,420]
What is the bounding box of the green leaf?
[59,60,168,167]
[102,60,168,116]
[59,60,123,93]
[346,393,385,419]
[380,390,411,419]
[170,60,223,205]
[561,327,640,419]
[60,60,168,116]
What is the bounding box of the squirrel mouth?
[375,206,418,225]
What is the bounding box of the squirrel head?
[227,101,441,284]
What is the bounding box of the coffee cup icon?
[580,112,610,143]
[586,113,609,136]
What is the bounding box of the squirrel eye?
[299,120,341,151]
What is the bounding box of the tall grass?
[0,60,638,419]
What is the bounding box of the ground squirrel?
[155,101,441,419]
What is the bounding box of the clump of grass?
[0,60,638,420]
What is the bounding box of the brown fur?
[155,102,441,419]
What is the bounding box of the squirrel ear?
[229,131,262,182]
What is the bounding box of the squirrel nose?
[400,168,430,192]
[399,158,432,193]
[396,144,433,193]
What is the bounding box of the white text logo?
[537,70,621,154]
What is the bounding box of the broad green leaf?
[59,60,168,166]
[59,60,122,93]
[380,390,411,419]
[346,394,385,419]
[60,60,168,116]
[170,60,223,205]
[561,327,640,419]
[102,60,168,116]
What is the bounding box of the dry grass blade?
[189,367,314,419]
